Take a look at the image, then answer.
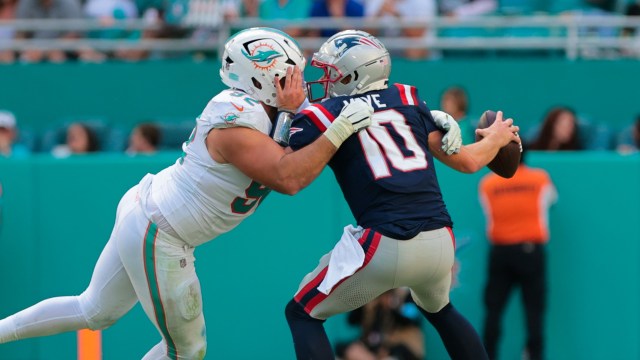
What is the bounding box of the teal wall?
[0,60,639,136]
[0,152,638,360]
[1,59,639,359]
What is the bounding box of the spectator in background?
[584,0,616,13]
[15,0,105,62]
[221,0,260,19]
[439,0,497,18]
[616,115,640,154]
[364,0,436,59]
[307,0,364,38]
[258,0,311,37]
[624,1,640,37]
[51,123,100,157]
[437,0,497,56]
[84,0,138,20]
[0,0,17,63]
[83,0,138,61]
[479,145,557,360]
[126,122,160,155]
[222,0,310,37]
[339,341,376,360]
[0,111,30,158]
[113,1,191,61]
[337,288,425,360]
[529,106,582,151]
[440,86,474,144]
[621,2,640,57]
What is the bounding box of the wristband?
[323,115,354,148]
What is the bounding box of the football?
[475,110,521,178]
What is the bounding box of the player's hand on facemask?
[324,98,374,148]
[431,110,462,155]
[275,65,307,113]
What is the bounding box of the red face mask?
[305,59,344,103]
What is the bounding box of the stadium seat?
[106,125,130,152]
[38,117,125,153]
[615,124,636,148]
[582,122,613,150]
[15,127,39,153]
[156,120,194,151]
[499,0,548,15]
[548,0,582,14]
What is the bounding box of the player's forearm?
[458,135,503,172]
[272,136,338,195]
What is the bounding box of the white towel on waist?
[317,225,366,295]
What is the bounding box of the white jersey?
[139,89,273,246]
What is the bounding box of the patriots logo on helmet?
[334,36,381,56]
[242,42,283,70]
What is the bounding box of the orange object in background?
[77,329,102,360]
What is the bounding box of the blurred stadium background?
[1,0,640,359]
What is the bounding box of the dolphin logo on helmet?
[219,27,306,108]
[241,48,283,65]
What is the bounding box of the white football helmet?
[307,30,391,102]
[219,27,306,107]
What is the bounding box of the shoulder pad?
[200,90,271,134]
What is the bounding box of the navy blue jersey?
[289,84,453,240]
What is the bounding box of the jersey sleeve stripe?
[316,104,335,122]
[301,105,333,132]
[394,84,417,106]
[403,85,416,105]
[409,85,418,105]
[394,84,409,105]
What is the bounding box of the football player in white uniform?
[0,27,376,359]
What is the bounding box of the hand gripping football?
[475,110,521,178]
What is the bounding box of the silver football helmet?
[307,30,391,102]
[219,27,306,107]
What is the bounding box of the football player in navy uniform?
[283,30,521,360]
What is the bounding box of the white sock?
[0,315,18,343]
[0,296,88,343]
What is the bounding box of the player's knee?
[183,340,207,360]
[77,294,119,330]
[169,325,207,359]
[82,301,119,330]
[285,299,312,322]
[410,288,447,316]
[85,312,118,330]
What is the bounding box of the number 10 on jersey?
[359,110,428,179]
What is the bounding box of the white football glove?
[324,99,374,148]
[431,110,462,155]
